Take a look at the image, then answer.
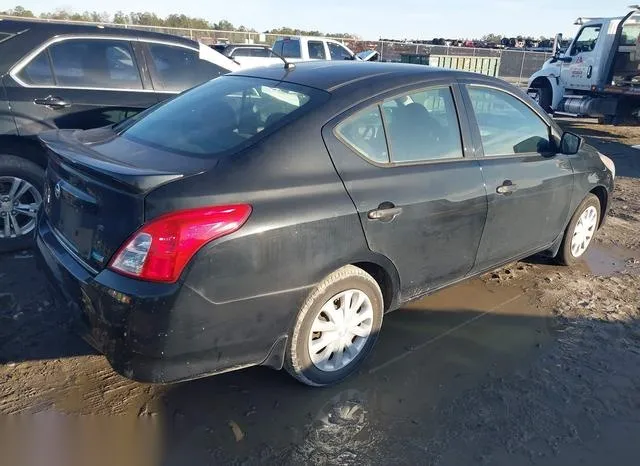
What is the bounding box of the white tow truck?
[528,6,640,123]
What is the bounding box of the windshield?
[119,76,328,157]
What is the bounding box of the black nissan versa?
[36,62,615,387]
[0,18,238,252]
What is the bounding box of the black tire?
[0,155,45,253]
[285,265,384,387]
[536,84,553,113]
[555,194,601,266]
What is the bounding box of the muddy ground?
[1,120,640,466]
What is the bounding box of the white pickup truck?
[228,36,378,69]
[528,6,640,123]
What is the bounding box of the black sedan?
[36,62,615,387]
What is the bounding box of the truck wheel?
[285,265,383,387]
[0,155,44,253]
[535,85,553,113]
[598,115,614,125]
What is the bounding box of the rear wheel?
[0,155,44,253]
[555,194,601,266]
[285,265,383,387]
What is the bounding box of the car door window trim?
[333,84,469,168]
[464,83,555,158]
[9,35,196,93]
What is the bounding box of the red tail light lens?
[109,204,252,283]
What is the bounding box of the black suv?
[0,19,238,251]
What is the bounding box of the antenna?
[269,49,296,70]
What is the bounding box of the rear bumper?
[36,218,298,383]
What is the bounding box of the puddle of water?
[583,243,638,277]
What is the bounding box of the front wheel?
[0,155,44,253]
[556,194,601,266]
[285,265,384,387]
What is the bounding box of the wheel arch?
[589,185,608,228]
[529,75,563,110]
[0,136,48,169]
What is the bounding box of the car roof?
[0,18,198,74]
[233,61,500,93]
[0,18,196,45]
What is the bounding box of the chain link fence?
[6,16,552,85]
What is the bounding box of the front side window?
[18,51,54,86]
[336,107,388,163]
[148,44,225,92]
[467,86,551,156]
[119,76,327,157]
[281,39,301,58]
[307,41,326,59]
[328,42,353,60]
[382,87,463,163]
[48,39,142,89]
[572,25,602,55]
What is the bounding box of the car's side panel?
[457,79,576,271]
[323,81,488,301]
[137,114,376,368]
[0,78,18,137]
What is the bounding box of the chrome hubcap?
[0,176,42,239]
[308,289,374,372]
[571,205,598,257]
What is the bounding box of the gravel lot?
[1,120,639,466]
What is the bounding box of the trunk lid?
[40,127,191,272]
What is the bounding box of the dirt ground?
[1,120,640,466]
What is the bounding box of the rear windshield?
[118,76,328,157]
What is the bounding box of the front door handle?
[34,96,70,109]
[496,180,517,195]
[368,202,403,222]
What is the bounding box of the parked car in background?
[0,18,239,251]
[36,62,615,387]
[272,36,377,62]
[209,43,278,68]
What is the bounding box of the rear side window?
[48,39,142,89]
[148,43,225,92]
[18,51,54,86]
[272,40,284,55]
[336,107,389,163]
[281,40,301,58]
[467,86,551,156]
[382,87,463,162]
[307,41,326,59]
[328,42,353,60]
[119,76,327,157]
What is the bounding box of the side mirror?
[560,132,583,155]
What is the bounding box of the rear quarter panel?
[142,113,386,360]
[0,77,18,136]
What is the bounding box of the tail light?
[109,204,252,283]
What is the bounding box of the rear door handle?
[496,180,517,195]
[34,96,70,109]
[368,203,403,222]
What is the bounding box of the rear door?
[5,36,158,137]
[460,82,574,271]
[324,83,487,300]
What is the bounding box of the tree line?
[0,5,357,37]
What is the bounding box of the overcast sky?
[6,1,633,39]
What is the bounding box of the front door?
[324,84,487,300]
[5,37,158,138]
[462,84,574,271]
[560,23,604,91]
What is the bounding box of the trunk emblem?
[54,182,61,199]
